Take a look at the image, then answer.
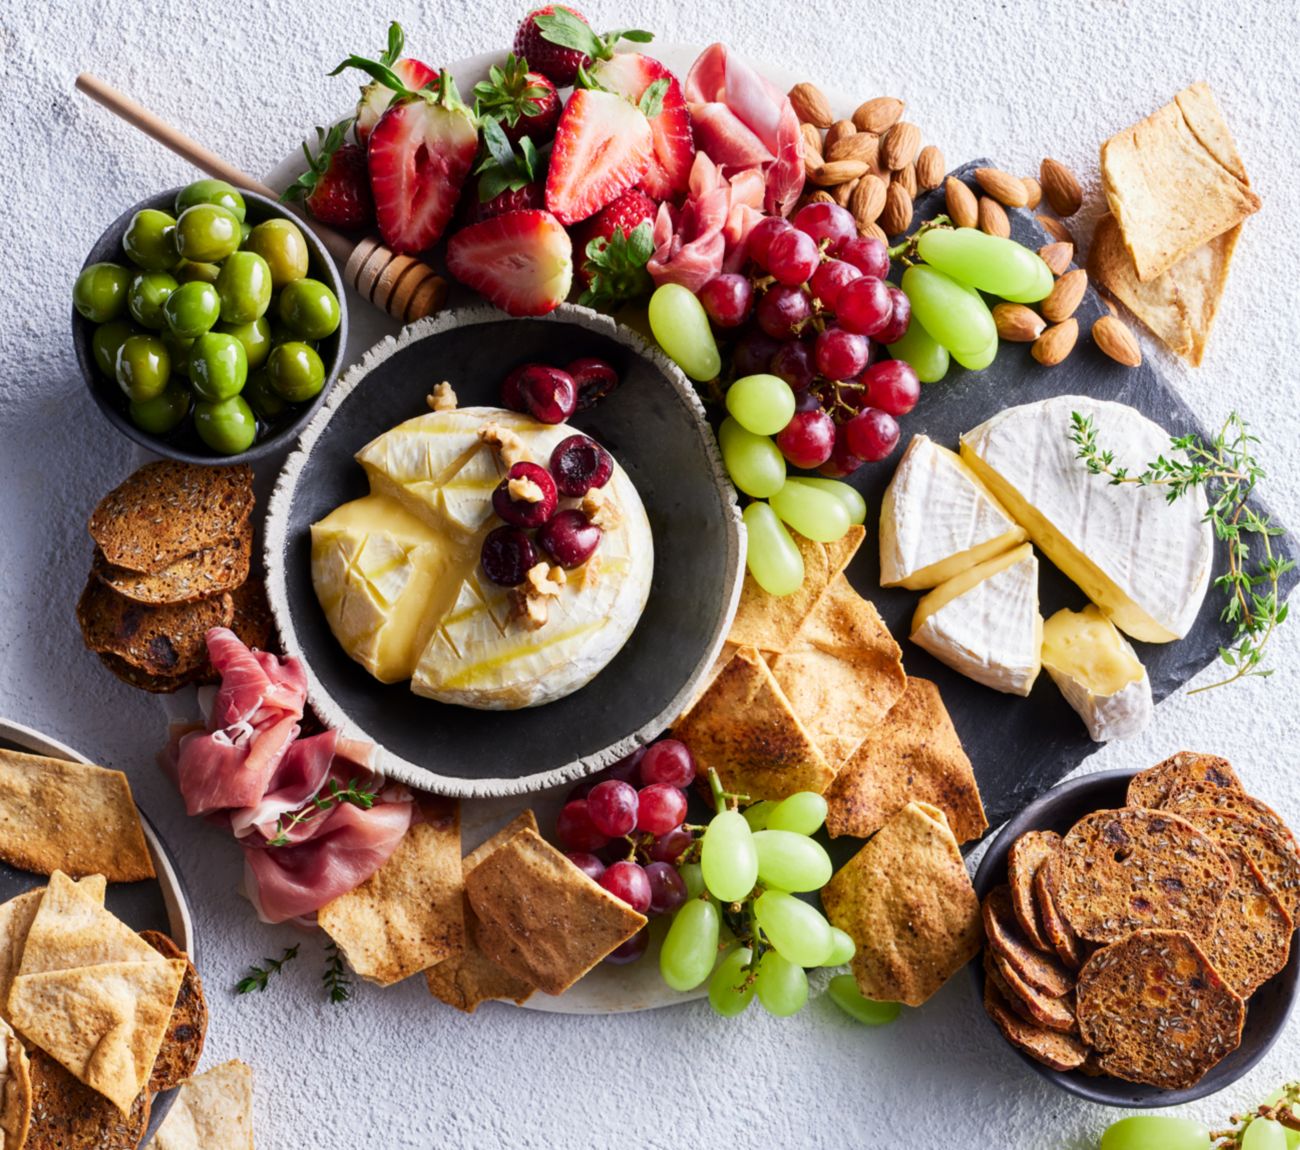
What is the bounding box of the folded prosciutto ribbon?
[165,628,412,923]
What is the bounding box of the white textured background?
[2,1,1299,1146]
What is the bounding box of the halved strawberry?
[446,210,573,317]
[591,54,694,201]
[545,89,652,225]
[348,24,437,146]
[473,54,561,144]
[573,188,656,309]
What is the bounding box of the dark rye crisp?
[983,977,1088,1072]
[985,949,1078,1034]
[1203,846,1294,998]
[1006,829,1059,952]
[1126,751,1242,809]
[1052,808,1233,944]
[24,1050,150,1150]
[1076,928,1245,1090]
[1175,807,1300,919]
[1035,861,1084,971]
[140,931,208,1094]
[91,525,251,607]
[982,885,1074,997]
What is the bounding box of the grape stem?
[706,768,748,812]
[887,214,952,267]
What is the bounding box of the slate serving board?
[842,160,1298,830]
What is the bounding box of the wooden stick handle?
[74,72,448,324]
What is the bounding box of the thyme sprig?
[268,778,379,847]
[235,944,300,995]
[1070,411,1293,691]
[323,940,352,1005]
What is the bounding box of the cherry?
[480,525,537,586]
[776,409,837,469]
[537,509,602,568]
[550,434,613,497]
[491,461,558,528]
[565,357,620,410]
[517,364,577,423]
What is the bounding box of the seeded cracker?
[1126,751,1243,810]
[984,950,1077,1034]
[1005,832,1059,953]
[139,931,207,1094]
[1173,807,1300,919]
[1202,845,1293,998]
[91,523,251,606]
[983,977,1087,1073]
[981,885,1074,997]
[24,1048,150,1150]
[1163,784,1298,850]
[1035,861,1084,971]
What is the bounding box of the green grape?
[765,792,828,836]
[784,478,865,526]
[679,862,705,900]
[828,974,900,1024]
[888,320,950,384]
[1002,257,1056,304]
[754,890,833,966]
[718,417,785,498]
[708,947,755,1017]
[725,374,795,436]
[1099,1116,1210,1150]
[901,265,996,356]
[743,801,777,832]
[1264,1093,1300,1150]
[659,898,720,991]
[1244,1122,1289,1150]
[917,228,1052,302]
[754,949,808,1017]
[742,502,803,597]
[648,283,721,381]
[753,830,832,892]
[824,928,856,967]
[769,480,851,544]
[950,334,998,372]
[701,809,758,902]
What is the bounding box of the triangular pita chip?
[768,575,906,767]
[824,678,986,843]
[821,801,981,1006]
[15,872,160,979]
[0,877,106,1023]
[8,959,186,1115]
[673,646,833,801]
[0,1019,30,1150]
[1175,81,1248,182]
[727,527,864,652]
[153,1060,254,1150]
[319,797,465,987]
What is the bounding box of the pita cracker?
[0,1020,30,1150]
[9,958,186,1114]
[727,527,864,652]
[465,828,645,996]
[153,1060,255,1150]
[824,678,986,843]
[23,1048,150,1150]
[673,646,833,801]
[319,798,465,986]
[0,749,153,882]
[768,576,906,766]
[821,801,981,1006]
[1101,83,1259,281]
[0,877,106,1022]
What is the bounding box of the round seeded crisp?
[1164,784,1298,850]
[1053,808,1233,944]
[983,976,1087,1072]
[1175,807,1300,920]
[985,949,1077,1034]
[1203,845,1294,998]
[982,885,1073,997]
[1126,752,1241,809]
[1007,830,1059,952]
[24,1049,151,1150]
[1076,928,1245,1091]
[1036,860,1084,970]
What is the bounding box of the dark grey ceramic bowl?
[73,187,347,465]
[972,767,1299,1106]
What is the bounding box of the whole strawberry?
[574,188,657,309]
[474,54,560,144]
[513,6,590,87]
[282,121,375,230]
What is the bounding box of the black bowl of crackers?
[971,754,1300,1107]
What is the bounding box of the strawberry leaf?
[380,21,404,67]
[638,78,669,120]
[329,53,413,95]
[580,221,655,310]
[534,8,605,56]
[479,116,517,172]
[475,121,540,202]
[474,53,552,127]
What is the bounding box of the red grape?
[732,329,782,376]
[604,749,645,786]
[836,276,892,336]
[819,426,866,478]
[604,925,649,965]
[814,326,871,381]
[776,409,837,469]
[637,783,688,835]
[639,739,696,787]
[648,825,695,865]
[767,228,820,287]
[875,286,911,345]
[809,259,861,311]
[556,799,609,852]
[792,201,856,255]
[747,216,792,270]
[844,407,901,461]
[755,285,812,339]
[840,235,890,279]
[698,274,754,328]
[862,359,921,416]
[587,779,638,837]
[645,861,689,916]
[770,339,816,392]
[566,851,606,881]
[600,859,652,913]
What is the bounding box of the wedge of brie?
[312,406,654,710]
[880,434,1026,589]
[911,543,1042,695]
[960,396,1212,643]
[1041,605,1152,741]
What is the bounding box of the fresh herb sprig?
[268,778,379,847]
[235,944,300,994]
[1070,411,1293,691]
[323,940,353,1005]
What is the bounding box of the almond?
[1097,292,1118,317]
[825,119,856,151]
[799,121,823,160]
[859,220,888,244]
[809,159,869,187]
[1041,268,1087,322]
[850,174,887,227]
[1039,241,1073,276]
[1037,214,1074,245]
[993,302,1047,343]
[806,190,836,206]
[974,167,1029,208]
[880,121,921,171]
[916,145,945,190]
[945,177,979,229]
[1040,157,1083,216]
[1022,176,1042,210]
[832,178,857,207]
[852,96,904,135]
[1092,314,1142,366]
[880,181,914,236]
[789,82,833,129]
[828,133,879,166]
[803,140,824,181]
[894,162,918,198]
[978,196,1010,238]
[1032,318,1078,366]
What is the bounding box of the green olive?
[194,395,257,454]
[129,383,192,435]
[127,271,179,330]
[122,209,179,270]
[216,251,272,324]
[244,368,286,420]
[162,330,195,375]
[175,204,241,263]
[189,332,248,401]
[175,259,221,285]
[243,219,309,289]
[163,281,221,338]
[278,278,341,341]
[74,262,132,323]
[239,221,253,245]
[267,341,325,403]
[92,320,136,377]
[175,178,247,223]
[115,334,171,402]
[218,316,272,370]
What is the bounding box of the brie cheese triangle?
[911,543,1042,696]
[1041,605,1152,741]
[880,434,1026,589]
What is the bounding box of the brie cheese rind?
[879,435,1026,590]
[911,543,1042,696]
[312,407,654,710]
[960,396,1212,643]
[1041,605,1153,742]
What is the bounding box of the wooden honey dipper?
[74,73,448,323]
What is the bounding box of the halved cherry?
[492,461,558,528]
[537,509,602,568]
[480,525,537,586]
[566,357,620,410]
[550,434,613,497]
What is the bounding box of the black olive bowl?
[971,767,1300,1107]
[73,187,347,465]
